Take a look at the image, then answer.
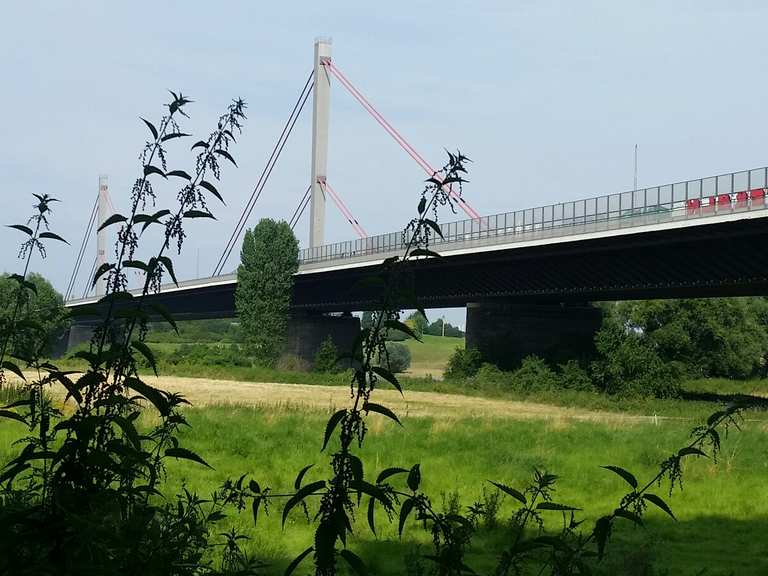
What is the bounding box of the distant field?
[401,334,464,378]
[2,379,764,575]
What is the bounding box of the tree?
[424,317,465,338]
[235,219,299,365]
[0,272,67,358]
[314,336,341,373]
[609,298,768,379]
[405,310,428,338]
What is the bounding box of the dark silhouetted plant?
[0,93,260,576]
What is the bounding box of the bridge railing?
[298,166,768,265]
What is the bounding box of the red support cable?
[319,179,367,239]
[323,180,368,237]
[325,61,481,220]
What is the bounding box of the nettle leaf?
[97,213,127,232]
[384,319,421,342]
[92,263,115,288]
[124,259,149,272]
[601,465,638,489]
[8,224,34,236]
[423,218,444,239]
[149,303,178,334]
[371,366,402,395]
[284,547,313,576]
[282,480,326,527]
[417,197,426,214]
[363,402,401,426]
[367,496,378,536]
[214,148,237,167]
[39,231,69,244]
[158,256,179,286]
[125,377,170,415]
[183,210,216,220]
[536,502,580,512]
[593,516,612,560]
[322,409,346,451]
[166,170,192,180]
[191,140,209,150]
[340,549,368,576]
[2,360,25,381]
[376,467,408,484]
[161,132,190,142]
[294,464,314,489]
[398,498,415,537]
[642,493,676,521]
[113,415,141,449]
[199,180,224,204]
[143,165,166,178]
[140,117,158,140]
[678,446,708,458]
[165,447,213,469]
[0,410,27,425]
[407,464,421,491]
[613,508,643,526]
[489,481,527,505]
[410,248,442,259]
[131,340,157,375]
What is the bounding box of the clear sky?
[2,1,766,328]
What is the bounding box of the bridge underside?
[70,217,768,323]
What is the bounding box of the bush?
[166,343,251,368]
[592,321,682,398]
[444,347,482,379]
[558,360,595,391]
[471,363,507,387]
[314,336,341,373]
[379,342,411,373]
[276,354,311,372]
[509,355,560,392]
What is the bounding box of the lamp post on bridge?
[310,38,332,249]
[96,175,109,296]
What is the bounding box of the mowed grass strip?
[3,395,756,575]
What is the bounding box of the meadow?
[1,377,766,575]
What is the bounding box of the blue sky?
[2,1,766,327]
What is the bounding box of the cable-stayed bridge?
[62,40,768,367]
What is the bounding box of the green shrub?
[509,355,560,391]
[314,336,341,373]
[592,321,682,398]
[276,354,311,372]
[444,347,482,379]
[558,360,594,391]
[471,363,507,387]
[379,342,411,373]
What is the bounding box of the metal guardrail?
[298,166,768,265]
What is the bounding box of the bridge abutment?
[465,302,602,370]
[283,311,360,368]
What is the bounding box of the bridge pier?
[283,311,360,368]
[465,302,602,370]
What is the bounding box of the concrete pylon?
[310,38,332,249]
[96,175,109,296]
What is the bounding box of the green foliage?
[424,318,464,338]
[314,336,341,373]
[508,354,560,391]
[0,95,257,575]
[361,311,374,330]
[405,311,428,339]
[147,318,242,343]
[592,316,683,398]
[0,273,68,358]
[609,298,768,379]
[235,219,299,365]
[379,341,412,373]
[557,360,595,391]
[444,347,483,380]
[166,343,251,367]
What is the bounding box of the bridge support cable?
[319,180,367,238]
[213,71,315,276]
[324,61,481,220]
[64,193,99,301]
[289,186,311,230]
[80,255,98,299]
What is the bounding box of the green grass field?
[2,388,765,575]
[402,333,464,377]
